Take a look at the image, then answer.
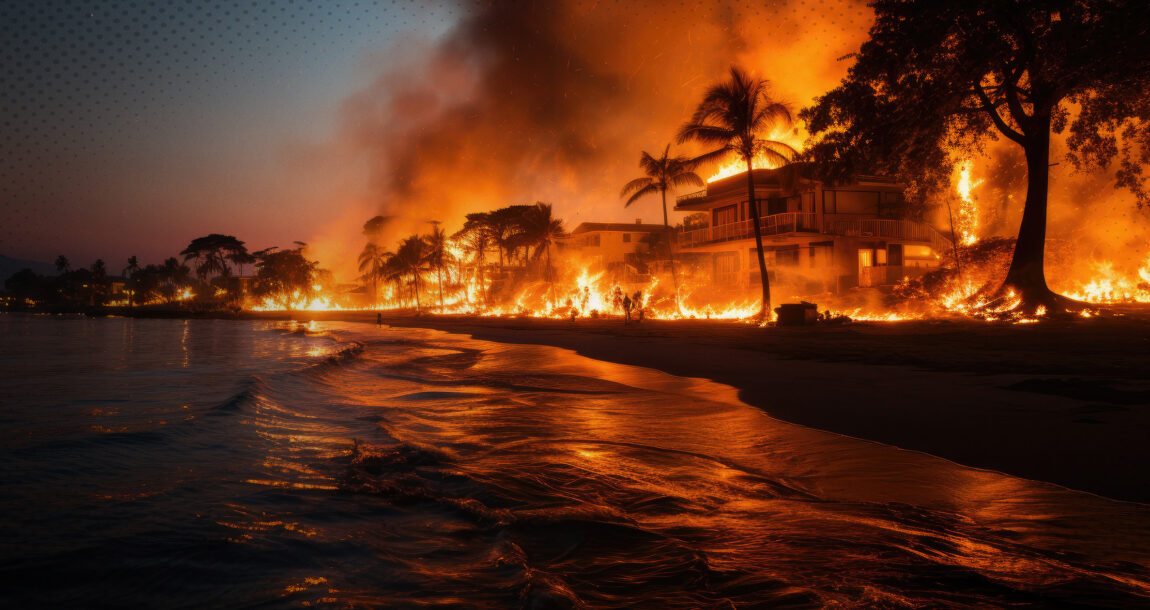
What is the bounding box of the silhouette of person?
[632,290,644,323]
[622,294,633,324]
[376,312,382,326]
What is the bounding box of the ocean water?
[1,314,1148,608]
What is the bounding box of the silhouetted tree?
[357,242,391,305]
[621,145,703,312]
[252,246,319,311]
[123,256,140,307]
[391,235,428,314]
[423,223,453,312]
[516,202,567,308]
[180,234,248,283]
[801,0,1150,312]
[54,255,69,274]
[678,66,797,319]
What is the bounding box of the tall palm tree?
[54,255,70,274]
[357,242,391,305]
[454,217,493,308]
[517,202,567,308]
[392,235,428,314]
[423,223,452,312]
[620,145,703,312]
[677,66,797,319]
[123,256,140,308]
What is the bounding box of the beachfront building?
[558,220,670,279]
[674,167,951,293]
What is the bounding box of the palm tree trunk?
[413,271,421,314]
[746,160,771,319]
[661,189,681,314]
[437,267,444,312]
[546,242,555,309]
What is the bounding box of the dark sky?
[2,0,457,266]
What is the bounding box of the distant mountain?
[0,255,58,283]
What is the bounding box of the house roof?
[568,222,669,235]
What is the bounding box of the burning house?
[558,220,671,280]
[674,167,953,295]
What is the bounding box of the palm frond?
[620,177,654,198]
[676,123,736,146]
[624,182,662,208]
[668,171,704,189]
[688,145,737,168]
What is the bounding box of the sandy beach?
[120,308,1150,503]
[236,310,1147,505]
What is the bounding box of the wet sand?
[129,308,1150,503]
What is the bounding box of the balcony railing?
[677,213,817,248]
[678,213,952,252]
[676,189,707,204]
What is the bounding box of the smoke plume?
[308,0,873,278]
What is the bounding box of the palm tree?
[392,235,428,314]
[621,145,703,312]
[54,255,70,274]
[517,202,567,308]
[123,256,140,307]
[677,66,797,319]
[161,257,190,303]
[423,223,453,312]
[454,216,494,308]
[357,242,391,305]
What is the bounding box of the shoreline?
[20,309,1150,503]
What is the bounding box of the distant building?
[558,220,670,276]
[674,166,950,292]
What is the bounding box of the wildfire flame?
[955,160,983,246]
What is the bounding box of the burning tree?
[678,67,798,319]
[252,246,319,311]
[802,0,1150,313]
[621,145,703,313]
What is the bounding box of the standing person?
[376,312,382,327]
[622,294,633,325]
[632,290,644,323]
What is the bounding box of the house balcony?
[677,213,953,253]
[676,213,818,248]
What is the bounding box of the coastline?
[36,309,1150,503]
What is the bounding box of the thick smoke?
[309,0,872,278]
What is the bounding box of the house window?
[623,233,632,243]
[876,248,888,265]
[588,234,600,247]
[823,190,836,214]
[713,204,738,226]
[835,191,880,214]
[714,252,739,285]
[774,245,800,266]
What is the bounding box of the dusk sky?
[3,0,872,277]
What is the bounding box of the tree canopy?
[801,0,1150,310]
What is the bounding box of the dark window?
[713,204,738,226]
[622,233,632,243]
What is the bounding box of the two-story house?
[674,166,951,293]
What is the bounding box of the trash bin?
[774,301,818,326]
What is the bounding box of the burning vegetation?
[6,2,1150,324]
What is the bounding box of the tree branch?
[974,81,1025,143]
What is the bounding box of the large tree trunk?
[661,190,681,314]
[1001,113,1069,312]
[745,161,771,319]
